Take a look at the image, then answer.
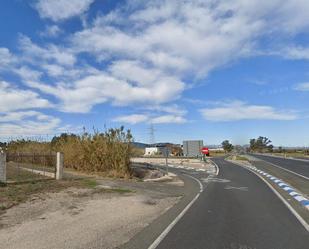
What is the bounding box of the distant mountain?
[131,142,182,148]
[131,142,149,148]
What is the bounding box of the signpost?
[201,147,209,162]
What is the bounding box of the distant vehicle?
[201,147,210,156]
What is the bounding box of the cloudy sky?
[1,0,309,146]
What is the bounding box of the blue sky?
[1,0,309,146]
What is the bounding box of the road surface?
[151,158,309,249]
[251,153,309,179]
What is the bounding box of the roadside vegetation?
[3,126,133,178]
[249,136,273,152]
[271,147,309,158]
[227,155,249,161]
[221,140,234,153]
[234,155,249,161]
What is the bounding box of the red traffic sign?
[201,147,209,154]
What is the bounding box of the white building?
[144,147,160,156]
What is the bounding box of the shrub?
[6,127,133,177]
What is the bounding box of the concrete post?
[0,152,6,183]
[56,152,64,180]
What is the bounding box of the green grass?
[6,163,51,183]
[82,179,98,188]
[109,187,133,193]
[235,155,249,161]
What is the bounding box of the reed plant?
[6,127,133,177]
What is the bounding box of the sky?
[0,0,309,147]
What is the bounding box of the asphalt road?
[251,154,309,179]
[154,158,309,249]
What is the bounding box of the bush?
[6,127,133,177]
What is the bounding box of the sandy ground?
[0,183,180,249]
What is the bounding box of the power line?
[148,123,156,145]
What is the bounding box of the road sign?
[201,147,209,155]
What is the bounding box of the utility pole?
[148,123,155,145]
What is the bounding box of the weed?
[82,179,98,188]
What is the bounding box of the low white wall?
[131,157,204,168]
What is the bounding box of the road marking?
[148,174,204,249]
[209,159,220,176]
[224,186,248,191]
[253,156,309,181]
[202,177,230,183]
[229,161,309,232]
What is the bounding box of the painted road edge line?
[209,159,220,176]
[253,156,309,181]
[147,174,204,249]
[229,160,309,233]
[229,160,309,211]
[247,165,309,211]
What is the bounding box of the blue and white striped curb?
[246,165,309,211]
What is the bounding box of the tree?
[221,140,234,153]
[249,136,273,152]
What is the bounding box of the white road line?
[209,159,220,176]
[147,174,204,249]
[255,157,309,181]
[229,161,309,233]
[185,174,204,193]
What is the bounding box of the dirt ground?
[0,175,183,249]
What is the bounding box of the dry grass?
[210,151,226,157]
[6,127,133,178]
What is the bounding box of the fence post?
[56,152,64,180]
[0,151,6,184]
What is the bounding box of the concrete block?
[56,152,64,180]
[0,152,6,183]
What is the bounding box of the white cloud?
[294,82,309,91]
[14,66,42,82]
[72,0,309,78]
[151,114,186,124]
[27,62,185,113]
[113,114,149,124]
[200,101,297,122]
[35,0,94,22]
[143,104,187,116]
[0,111,46,123]
[113,112,187,125]
[40,25,62,37]
[0,111,60,136]
[4,0,309,119]
[0,81,51,112]
[19,35,76,66]
[0,48,16,69]
[283,46,309,60]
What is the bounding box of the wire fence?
[6,152,57,183]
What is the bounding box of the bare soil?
[0,171,183,249]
